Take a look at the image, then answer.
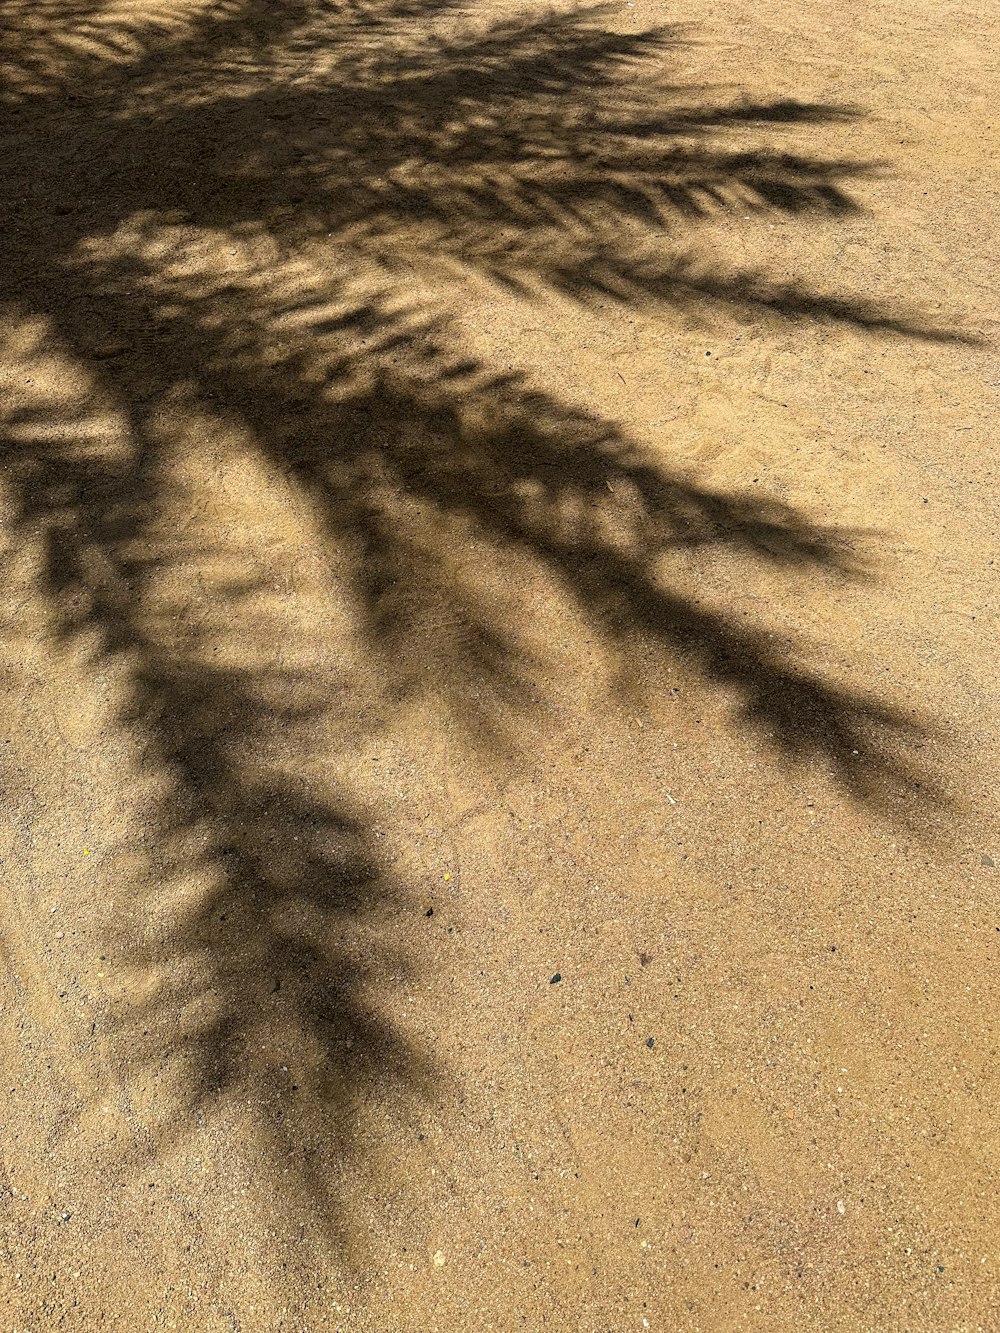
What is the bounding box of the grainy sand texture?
[0,1,997,1329]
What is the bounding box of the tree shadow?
[0,0,958,1239]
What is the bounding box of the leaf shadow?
[0,0,956,1240]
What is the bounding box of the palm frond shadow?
[0,0,951,1233]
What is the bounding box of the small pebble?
[837,1200,846,1215]
[646,1037,655,1049]
[550,973,561,985]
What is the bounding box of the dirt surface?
[0,1,997,1329]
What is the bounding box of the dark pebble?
[646,1037,655,1049]
[550,973,561,985]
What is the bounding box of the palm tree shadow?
[0,0,956,1239]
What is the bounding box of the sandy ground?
[0,0,997,1329]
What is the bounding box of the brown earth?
[0,1,997,1330]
